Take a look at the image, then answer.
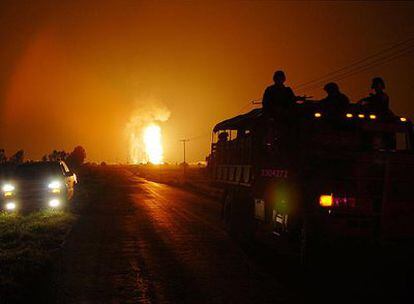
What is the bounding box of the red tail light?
[319,194,356,208]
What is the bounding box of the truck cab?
[207,103,414,255]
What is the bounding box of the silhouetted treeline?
[43,150,69,162]
[0,146,86,170]
[42,146,87,169]
[66,146,87,169]
[0,149,25,165]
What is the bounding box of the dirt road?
[52,168,299,303]
[52,167,412,304]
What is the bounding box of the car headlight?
[5,202,16,211]
[48,181,62,190]
[49,199,60,208]
[2,184,15,192]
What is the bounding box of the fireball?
[143,124,163,164]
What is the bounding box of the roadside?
[51,166,150,303]
[0,211,75,303]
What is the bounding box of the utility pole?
[180,139,189,181]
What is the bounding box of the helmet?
[371,77,385,90]
[273,70,286,83]
[323,82,339,93]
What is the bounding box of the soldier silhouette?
[319,82,350,114]
[358,77,390,113]
[262,70,305,118]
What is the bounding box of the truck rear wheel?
[223,189,233,227]
[299,216,322,266]
[224,189,255,242]
[299,218,310,265]
[223,189,239,237]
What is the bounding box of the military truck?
[207,103,414,258]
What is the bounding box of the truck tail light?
[319,194,333,207]
[319,194,356,208]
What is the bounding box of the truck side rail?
[214,164,252,186]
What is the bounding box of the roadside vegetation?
[0,210,75,302]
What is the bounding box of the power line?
[302,44,414,90]
[295,38,414,89]
[299,44,414,93]
[179,139,189,162]
[179,139,189,178]
[295,38,414,92]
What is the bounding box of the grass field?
[0,210,75,302]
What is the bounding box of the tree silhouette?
[9,150,24,164]
[0,149,7,164]
[66,146,86,169]
[48,150,69,161]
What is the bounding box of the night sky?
[1,1,414,163]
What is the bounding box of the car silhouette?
[0,161,77,211]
